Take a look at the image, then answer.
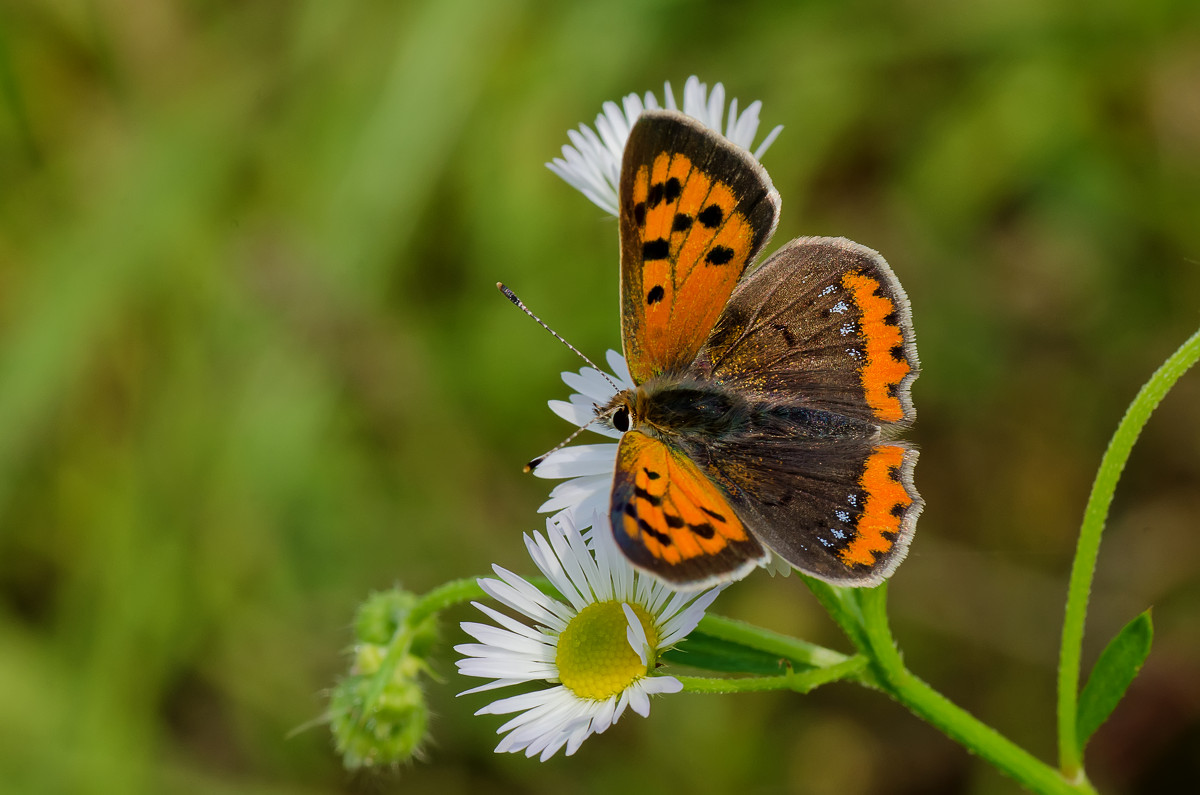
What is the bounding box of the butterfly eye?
[612,407,630,433]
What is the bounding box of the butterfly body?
[593,109,923,589]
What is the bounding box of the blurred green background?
[1,1,1198,793]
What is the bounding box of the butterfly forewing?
[611,430,768,587]
[619,111,780,385]
[695,237,919,428]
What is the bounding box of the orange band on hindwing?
[840,445,912,567]
[842,271,911,423]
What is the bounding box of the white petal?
[563,718,598,756]
[458,678,529,696]
[457,658,558,680]
[537,474,609,514]
[623,602,650,666]
[457,623,551,656]
[526,529,588,611]
[480,686,570,717]
[754,124,784,160]
[548,489,609,533]
[659,586,724,646]
[470,602,561,641]
[661,80,678,111]
[707,82,725,132]
[639,675,683,695]
[604,350,633,386]
[454,637,545,659]
[627,682,651,717]
[547,398,593,427]
[589,696,618,735]
[533,444,618,479]
[547,518,602,604]
[480,570,572,628]
[561,368,617,403]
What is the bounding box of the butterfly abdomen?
[748,403,880,441]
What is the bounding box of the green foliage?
[1076,610,1153,755]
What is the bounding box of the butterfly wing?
[618,110,780,385]
[681,413,922,586]
[611,429,768,588]
[694,236,919,428]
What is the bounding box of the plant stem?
[1056,326,1200,776]
[410,577,488,625]
[856,587,1093,795]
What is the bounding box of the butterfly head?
[596,389,641,435]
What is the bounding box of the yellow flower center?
[556,601,659,700]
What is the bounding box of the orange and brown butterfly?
[593,109,922,589]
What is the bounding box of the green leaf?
[1076,609,1153,754]
[662,631,816,675]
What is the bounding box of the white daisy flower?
[548,75,784,215]
[456,513,723,760]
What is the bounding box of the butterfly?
[595,109,922,589]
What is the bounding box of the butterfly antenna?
[523,417,602,474]
[497,283,622,394]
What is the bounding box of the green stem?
[857,587,1092,795]
[678,655,869,695]
[1057,327,1200,777]
[410,577,488,625]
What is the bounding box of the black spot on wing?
[643,239,669,260]
[638,518,671,546]
[646,285,665,305]
[647,182,665,208]
[706,246,735,266]
[664,177,682,202]
[698,204,723,227]
[634,485,662,506]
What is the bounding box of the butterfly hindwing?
[695,236,919,428]
[619,110,780,385]
[681,417,922,586]
[611,429,768,587]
